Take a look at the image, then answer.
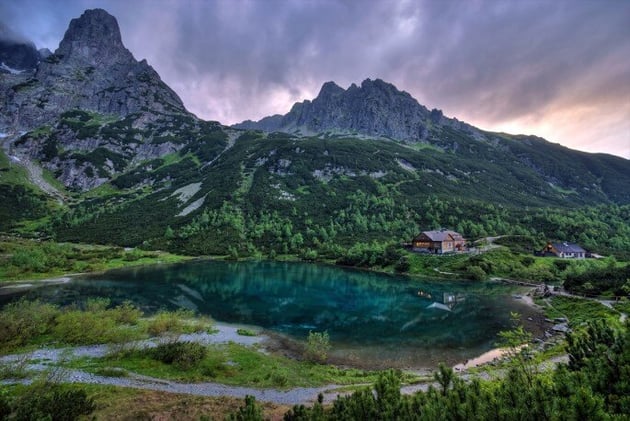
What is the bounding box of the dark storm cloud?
[1,0,628,157]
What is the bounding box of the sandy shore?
[453,345,528,371]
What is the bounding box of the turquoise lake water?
[2,260,536,368]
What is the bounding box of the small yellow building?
[412,230,466,254]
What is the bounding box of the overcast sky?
[2,0,629,158]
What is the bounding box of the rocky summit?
[0,8,186,132]
[234,78,473,142]
[0,9,199,191]
[0,7,629,208]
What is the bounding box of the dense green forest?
[2,125,629,265]
[51,193,630,261]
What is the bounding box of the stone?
[0,8,195,191]
[234,78,480,143]
[1,8,187,132]
[552,323,570,333]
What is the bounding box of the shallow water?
[1,260,537,368]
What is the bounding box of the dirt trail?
[0,321,571,405]
[0,326,345,405]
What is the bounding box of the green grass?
[82,182,122,198]
[39,166,68,193]
[537,295,622,328]
[548,183,578,195]
[0,237,191,282]
[404,142,444,153]
[611,299,630,315]
[405,252,467,277]
[159,152,185,167]
[28,126,53,138]
[0,149,31,186]
[236,328,257,337]
[0,299,213,354]
[72,342,414,388]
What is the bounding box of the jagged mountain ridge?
[234,78,476,142]
[0,6,628,226]
[234,78,630,203]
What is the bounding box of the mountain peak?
[2,8,186,132]
[56,8,132,65]
[234,78,439,141]
[318,81,344,97]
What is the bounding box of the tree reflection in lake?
[2,260,537,368]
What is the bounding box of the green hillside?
[3,119,625,258]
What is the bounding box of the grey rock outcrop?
[0,8,196,192]
[38,48,53,60]
[236,114,283,131]
[234,78,472,142]
[1,8,187,132]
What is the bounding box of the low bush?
[147,309,210,336]
[147,310,188,336]
[271,372,289,387]
[467,265,486,281]
[9,382,95,421]
[93,367,128,377]
[151,341,208,369]
[53,299,143,345]
[0,299,59,350]
[394,256,410,272]
[564,264,630,296]
[236,328,257,336]
[226,395,263,421]
[305,331,331,364]
[109,300,143,325]
[84,297,110,312]
[0,354,30,379]
[53,310,119,345]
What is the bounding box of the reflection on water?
[1,260,534,368]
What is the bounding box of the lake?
[1,260,538,368]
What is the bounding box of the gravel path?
[0,324,348,405]
[1,322,572,405]
[3,368,340,405]
[61,370,337,405]
[0,324,266,366]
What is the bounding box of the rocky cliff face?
[0,9,197,191]
[1,8,187,132]
[234,78,472,142]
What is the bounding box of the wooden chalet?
[542,242,586,259]
[412,229,466,254]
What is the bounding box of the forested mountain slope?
[0,8,628,259]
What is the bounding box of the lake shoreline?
[0,258,552,373]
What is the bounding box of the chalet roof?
[552,242,586,254]
[421,230,464,242]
